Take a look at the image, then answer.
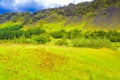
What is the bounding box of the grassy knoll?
[0,44,120,80]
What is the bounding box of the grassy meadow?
[0,44,120,80]
[0,21,120,80]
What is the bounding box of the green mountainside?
[0,0,120,31]
[0,0,120,48]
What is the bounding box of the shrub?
[68,29,82,39]
[89,30,107,39]
[108,30,120,42]
[27,28,45,35]
[51,30,67,39]
[34,35,51,44]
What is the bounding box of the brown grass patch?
[36,50,68,72]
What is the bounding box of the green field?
[0,44,120,80]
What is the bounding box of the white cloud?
[35,0,74,8]
[35,0,93,8]
[14,0,30,5]
[74,0,92,4]
[0,0,93,12]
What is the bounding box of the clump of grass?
[72,38,111,48]
[55,39,68,46]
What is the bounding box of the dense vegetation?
[0,24,45,40]
[0,24,119,49]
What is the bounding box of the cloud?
[0,0,93,13]
[35,0,93,8]
[0,0,40,11]
[36,0,74,8]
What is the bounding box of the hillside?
[0,0,119,48]
[0,0,120,31]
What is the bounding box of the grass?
[0,44,120,80]
[72,38,112,49]
[0,22,21,29]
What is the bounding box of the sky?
[0,0,93,14]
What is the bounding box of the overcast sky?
[0,0,93,14]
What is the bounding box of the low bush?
[34,35,51,44]
[51,30,67,39]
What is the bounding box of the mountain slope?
[0,0,120,31]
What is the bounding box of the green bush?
[108,30,120,42]
[34,35,51,44]
[68,29,82,39]
[0,25,23,40]
[51,30,67,39]
[27,28,45,35]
